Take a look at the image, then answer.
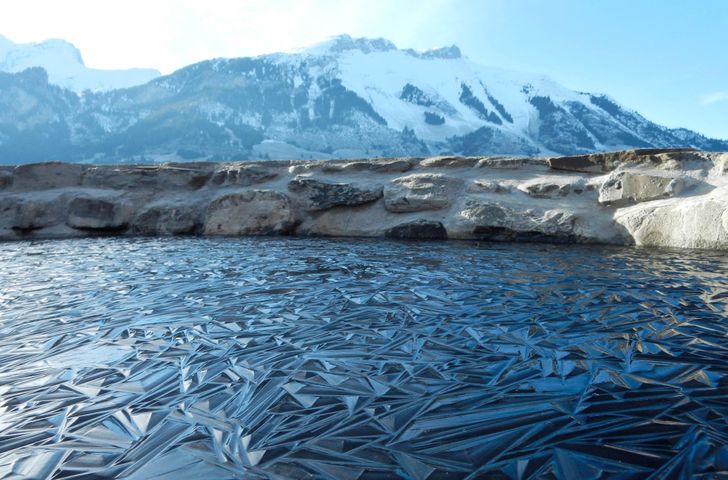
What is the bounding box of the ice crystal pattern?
[0,238,727,479]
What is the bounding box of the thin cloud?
[700,91,728,105]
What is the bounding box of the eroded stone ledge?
[1,149,727,249]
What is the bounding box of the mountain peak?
[33,38,85,65]
[298,35,462,60]
[0,33,160,92]
[0,33,724,164]
[0,35,83,67]
[303,34,397,55]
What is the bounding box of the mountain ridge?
[0,34,725,164]
[0,34,160,93]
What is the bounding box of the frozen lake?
[0,237,727,478]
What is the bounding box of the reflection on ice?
[0,237,727,478]
[42,344,133,369]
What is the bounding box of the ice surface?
[0,237,726,478]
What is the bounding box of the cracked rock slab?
[133,203,202,235]
[320,158,413,174]
[476,156,548,169]
[548,148,701,173]
[468,180,510,194]
[83,165,214,190]
[67,196,130,230]
[456,200,579,243]
[615,187,728,249]
[384,173,463,212]
[598,171,693,206]
[420,156,479,168]
[12,196,67,231]
[0,170,12,189]
[288,177,382,211]
[209,164,278,187]
[204,190,298,235]
[518,179,586,198]
[385,219,448,240]
[13,162,84,190]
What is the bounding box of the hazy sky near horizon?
[1,0,726,138]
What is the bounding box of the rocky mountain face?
[0,34,726,164]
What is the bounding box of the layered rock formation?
[1,148,726,250]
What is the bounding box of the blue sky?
[1,0,726,138]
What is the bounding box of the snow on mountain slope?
[271,35,654,154]
[0,34,726,163]
[0,34,160,92]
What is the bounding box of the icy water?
[0,238,727,479]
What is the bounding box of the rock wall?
[1,148,727,250]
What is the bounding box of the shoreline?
[1,148,727,250]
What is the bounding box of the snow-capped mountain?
[0,34,725,163]
[0,34,160,92]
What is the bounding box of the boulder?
[716,154,728,175]
[133,202,201,235]
[384,173,463,212]
[420,156,479,168]
[0,198,13,232]
[615,187,728,249]
[468,180,510,194]
[548,148,701,173]
[454,200,579,243]
[0,170,12,189]
[385,220,447,240]
[12,196,67,231]
[67,196,130,230]
[288,177,382,211]
[598,171,693,206]
[320,158,413,174]
[204,190,298,235]
[209,164,278,187]
[12,162,83,190]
